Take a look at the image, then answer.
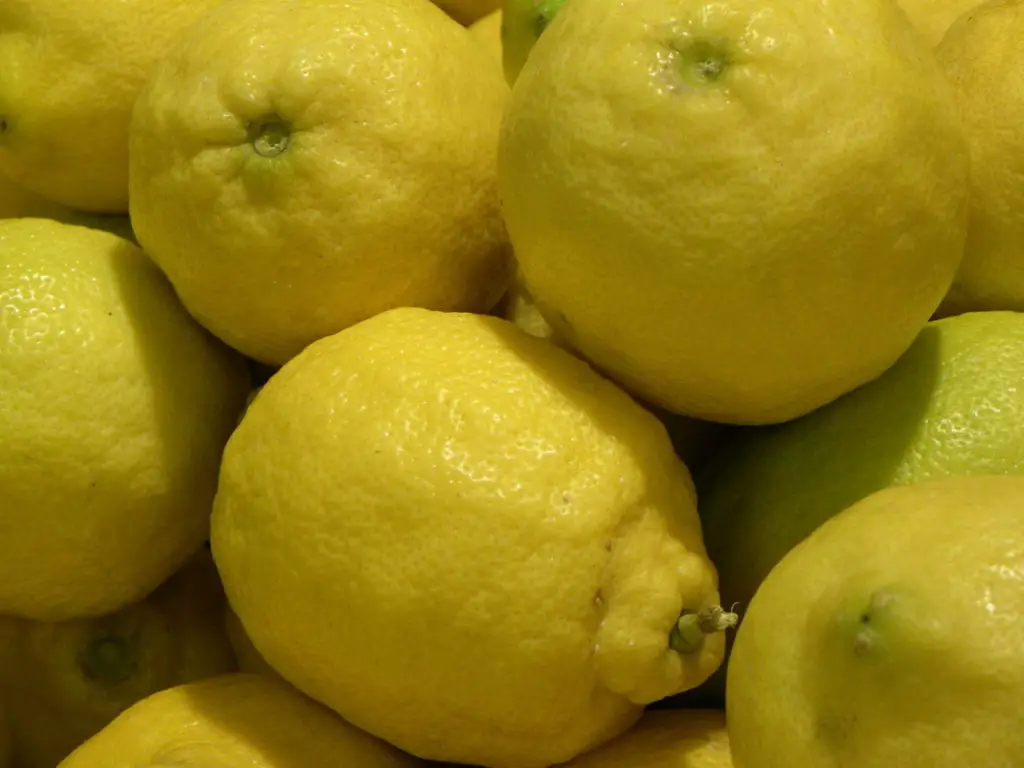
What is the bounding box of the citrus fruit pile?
[2,0,1024,765]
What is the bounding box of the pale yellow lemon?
[0,218,250,620]
[499,0,969,424]
[57,673,422,768]
[212,307,729,768]
[130,0,510,366]
[0,551,237,768]
[563,709,732,768]
[728,475,1024,767]
[936,0,1024,315]
[0,0,226,212]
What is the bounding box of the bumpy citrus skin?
[0,0,226,212]
[935,0,1024,315]
[57,674,420,768]
[500,0,969,424]
[0,552,237,768]
[130,0,511,366]
[562,709,733,768]
[212,308,725,768]
[0,218,250,620]
[728,476,1024,767]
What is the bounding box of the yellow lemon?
[435,0,502,25]
[897,0,984,46]
[0,0,226,212]
[57,673,422,768]
[727,475,1024,767]
[211,307,730,768]
[935,0,1024,315]
[0,551,237,768]
[469,9,504,64]
[0,218,250,620]
[130,0,511,366]
[499,0,969,425]
[563,709,732,767]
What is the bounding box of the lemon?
[0,170,64,219]
[434,0,502,25]
[469,9,504,65]
[500,0,969,425]
[897,0,984,46]
[130,0,511,366]
[0,0,226,212]
[0,218,250,620]
[57,673,422,768]
[696,310,1024,704]
[728,475,1024,767]
[211,307,730,768]
[0,551,237,768]
[935,0,1024,316]
[562,709,732,767]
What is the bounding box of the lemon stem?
[80,633,138,684]
[669,605,738,654]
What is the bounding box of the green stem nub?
[670,605,739,654]
[249,119,290,158]
[533,0,566,37]
[80,633,139,684]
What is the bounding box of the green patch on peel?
[669,38,731,88]
[80,632,139,684]
[247,117,291,159]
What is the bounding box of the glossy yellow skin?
[212,307,725,768]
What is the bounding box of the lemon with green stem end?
[212,307,731,768]
[130,0,511,366]
[0,552,238,768]
[499,0,969,424]
[728,475,1024,767]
